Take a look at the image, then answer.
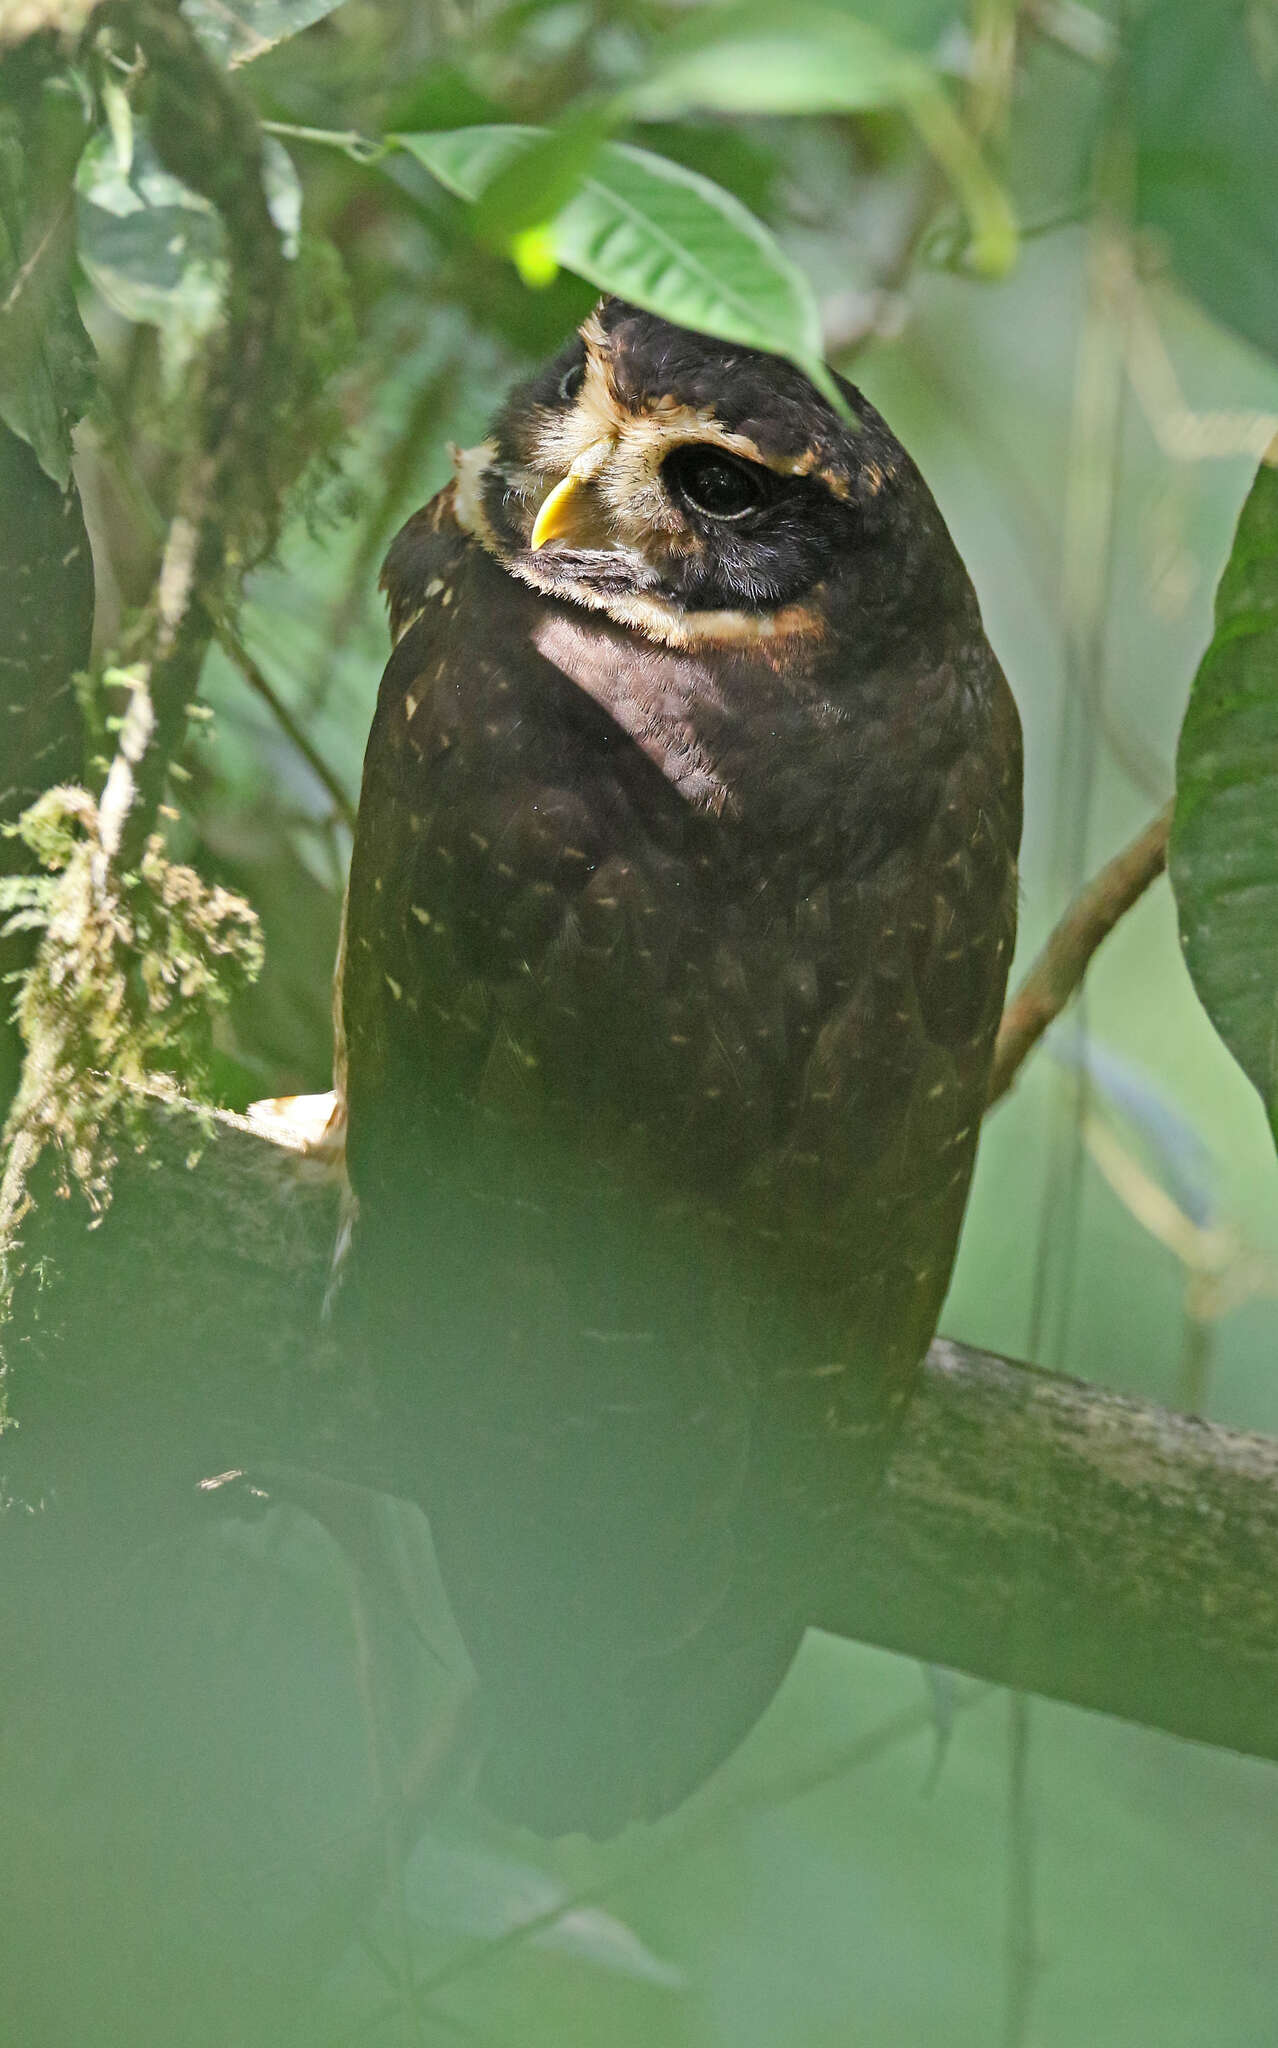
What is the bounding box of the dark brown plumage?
[339,300,1022,1834]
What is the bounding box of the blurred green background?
[8,0,1278,2041]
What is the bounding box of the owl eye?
[664,445,771,520]
[558,360,586,404]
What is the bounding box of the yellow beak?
[530,471,586,551]
[529,438,614,550]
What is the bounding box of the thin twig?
[1,191,72,316]
[346,1572,426,2046]
[897,326,1169,801]
[1025,201,1132,1375]
[259,119,385,164]
[211,618,358,831]
[1176,1311,1214,1420]
[987,803,1172,1109]
[1001,1692,1040,2048]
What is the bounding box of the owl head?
[452,298,976,655]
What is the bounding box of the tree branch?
[988,803,1173,1107]
[815,1335,1278,1761]
[92,0,289,874]
[3,1093,1275,1768]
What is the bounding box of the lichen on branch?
[1,785,261,1204]
[2,0,351,1217]
[87,0,333,871]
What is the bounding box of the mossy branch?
[92,0,290,872]
[4,4,350,1205]
[4,1093,1277,1772]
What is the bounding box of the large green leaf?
[391,126,844,410]
[1130,0,1278,363]
[0,111,95,490]
[75,125,300,370]
[626,3,1017,277]
[76,127,226,347]
[1170,451,1278,1147]
[180,0,348,68]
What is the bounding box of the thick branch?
[817,1339,1278,1759]
[988,803,1172,1106]
[3,1097,1275,1765]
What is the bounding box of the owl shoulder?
[379,483,470,643]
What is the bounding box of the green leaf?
[0,116,95,490]
[625,3,1017,278]
[471,102,617,248]
[632,8,921,116]
[390,126,845,410]
[76,126,227,349]
[1130,1,1278,363]
[1170,450,1278,1147]
[179,0,348,68]
[75,126,301,369]
[405,1828,684,1984]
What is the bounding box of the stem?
[211,619,357,831]
[1028,209,1129,1375]
[259,120,386,164]
[987,803,1172,1108]
[1175,1309,1215,1419]
[1001,1693,1039,2048]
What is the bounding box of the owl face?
[452,299,972,654]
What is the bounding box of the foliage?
[1129,0,1278,362]
[623,1,1017,274]
[2,1,1278,2045]
[0,58,96,487]
[394,124,844,404]
[1171,448,1278,1148]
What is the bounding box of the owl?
[339,300,1022,1834]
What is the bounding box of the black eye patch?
[663,445,775,521]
